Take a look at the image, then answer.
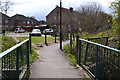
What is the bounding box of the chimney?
[70,7,73,12]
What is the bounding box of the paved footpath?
[29,41,85,79]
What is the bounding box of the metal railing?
[78,38,120,79]
[0,39,30,79]
[88,37,109,46]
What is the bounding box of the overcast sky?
[9,0,115,21]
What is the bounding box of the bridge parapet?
[0,39,30,79]
[78,38,120,79]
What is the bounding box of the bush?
[2,36,16,52]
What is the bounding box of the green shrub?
[2,36,16,52]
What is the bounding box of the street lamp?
[60,0,62,50]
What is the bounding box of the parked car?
[14,28,25,33]
[31,29,41,36]
[43,29,53,35]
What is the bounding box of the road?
[5,33,52,37]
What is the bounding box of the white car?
[15,28,25,33]
[31,29,41,36]
[43,29,53,35]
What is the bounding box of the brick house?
[46,6,80,33]
[1,12,13,30]
[1,12,39,31]
[11,14,38,31]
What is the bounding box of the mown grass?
[17,36,58,44]
[5,31,14,34]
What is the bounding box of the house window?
[5,20,8,23]
[0,20,2,23]
[54,16,56,20]
[23,21,26,24]
[5,25,8,27]
[32,21,34,24]
[27,21,30,24]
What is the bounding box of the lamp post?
[60,0,62,50]
[70,7,73,54]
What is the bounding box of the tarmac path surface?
[29,41,86,79]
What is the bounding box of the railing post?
[0,58,2,80]
[96,46,98,79]
[16,47,19,79]
[76,35,79,62]
[105,37,109,46]
[78,40,81,65]
[117,53,119,79]
[29,33,31,54]
[55,32,57,43]
[45,31,47,46]
[27,40,30,78]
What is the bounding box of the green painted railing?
[0,39,30,79]
[78,38,120,79]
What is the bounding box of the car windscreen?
[32,29,40,32]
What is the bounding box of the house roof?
[11,14,28,20]
[46,6,80,18]
[0,12,10,19]
[11,14,38,22]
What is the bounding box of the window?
[0,20,2,23]
[5,20,8,23]
[5,25,8,27]
[27,21,30,24]
[32,21,34,24]
[23,21,26,24]
[53,16,56,20]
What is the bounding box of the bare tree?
[0,0,13,14]
[75,2,111,33]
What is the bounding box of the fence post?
[16,47,19,79]
[105,37,109,46]
[55,32,57,43]
[29,33,31,54]
[45,31,47,46]
[76,35,79,62]
[70,32,72,54]
[0,58,2,80]
[27,40,30,78]
[78,40,81,65]
[96,46,98,79]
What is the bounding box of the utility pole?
[60,0,62,50]
[70,7,73,54]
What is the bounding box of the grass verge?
[64,42,77,66]
[17,36,57,44]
